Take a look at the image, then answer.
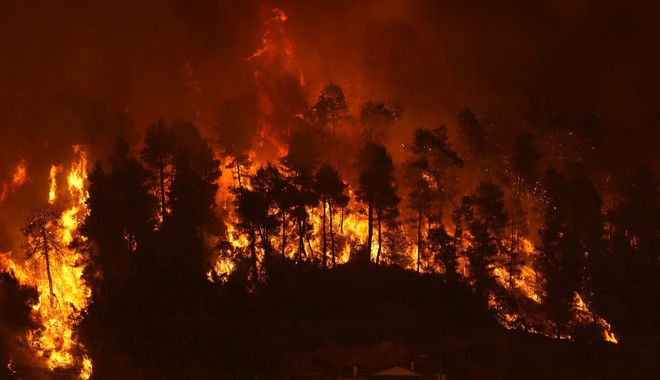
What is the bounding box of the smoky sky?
[0,0,658,204]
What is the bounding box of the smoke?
[280,0,660,162]
[1,0,659,250]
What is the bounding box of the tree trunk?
[509,215,515,290]
[281,212,287,260]
[42,227,54,297]
[417,206,423,273]
[159,158,167,220]
[259,227,271,265]
[322,195,327,269]
[453,224,461,279]
[297,209,305,263]
[302,216,314,263]
[440,162,448,211]
[329,202,336,268]
[376,205,382,266]
[249,226,258,283]
[306,228,315,264]
[367,200,373,261]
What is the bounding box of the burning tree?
[21,206,63,298]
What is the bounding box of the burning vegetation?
[1,2,660,379]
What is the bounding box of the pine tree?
[313,164,348,268]
[22,206,63,298]
[356,143,400,265]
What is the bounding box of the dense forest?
[1,81,659,379]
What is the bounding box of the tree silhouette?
[407,178,432,272]
[356,143,400,265]
[315,83,347,171]
[82,138,157,290]
[140,119,172,221]
[606,165,660,338]
[536,169,605,338]
[464,181,508,296]
[505,198,526,290]
[232,185,275,283]
[314,164,349,268]
[610,166,660,265]
[407,126,463,272]
[164,121,221,279]
[251,163,284,265]
[457,108,486,165]
[511,132,541,194]
[429,222,458,284]
[225,152,252,188]
[281,129,321,263]
[269,168,296,260]
[360,101,400,143]
[409,125,463,211]
[22,206,62,297]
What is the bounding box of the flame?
[488,238,617,343]
[7,358,16,376]
[248,6,306,158]
[12,160,27,187]
[5,146,93,377]
[573,293,618,343]
[49,165,62,204]
[0,159,28,202]
[211,162,415,281]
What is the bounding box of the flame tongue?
[0,159,27,202]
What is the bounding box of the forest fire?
[1,1,659,379]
